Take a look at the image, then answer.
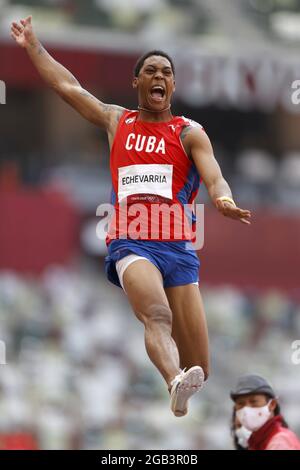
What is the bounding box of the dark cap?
[230,374,276,401]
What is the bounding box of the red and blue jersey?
[106,110,203,244]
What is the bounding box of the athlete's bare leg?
[165,284,210,380]
[123,260,180,388]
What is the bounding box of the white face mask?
[236,401,272,432]
[235,426,252,449]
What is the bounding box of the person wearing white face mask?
[231,409,252,450]
[230,374,300,451]
[235,424,252,450]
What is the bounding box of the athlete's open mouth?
[150,85,165,102]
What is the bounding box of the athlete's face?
[133,55,175,111]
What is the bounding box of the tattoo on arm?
[28,40,44,54]
[79,89,100,101]
[79,89,110,112]
[113,108,125,124]
[69,75,78,85]
[78,89,125,125]
[79,90,124,118]
[180,125,193,141]
[38,44,45,55]
[180,125,193,159]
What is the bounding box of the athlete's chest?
[114,125,186,162]
[125,132,168,155]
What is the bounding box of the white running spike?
[170,366,204,417]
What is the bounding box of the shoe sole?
[171,366,205,417]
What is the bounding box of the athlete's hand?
[215,199,251,225]
[11,16,37,49]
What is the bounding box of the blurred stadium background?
[1,0,300,450]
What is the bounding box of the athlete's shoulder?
[175,115,204,130]
[177,115,210,153]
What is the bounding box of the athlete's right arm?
[10,16,124,132]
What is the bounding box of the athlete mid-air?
[11,16,251,417]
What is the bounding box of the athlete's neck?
[137,105,173,123]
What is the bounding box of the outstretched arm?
[10,16,124,134]
[183,127,251,225]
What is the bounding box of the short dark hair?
[134,50,175,77]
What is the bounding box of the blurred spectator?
[231,374,300,451]
[231,408,251,450]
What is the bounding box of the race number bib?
[118,164,173,202]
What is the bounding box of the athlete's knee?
[141,303,172,329]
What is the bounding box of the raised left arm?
[183,127,251,225]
